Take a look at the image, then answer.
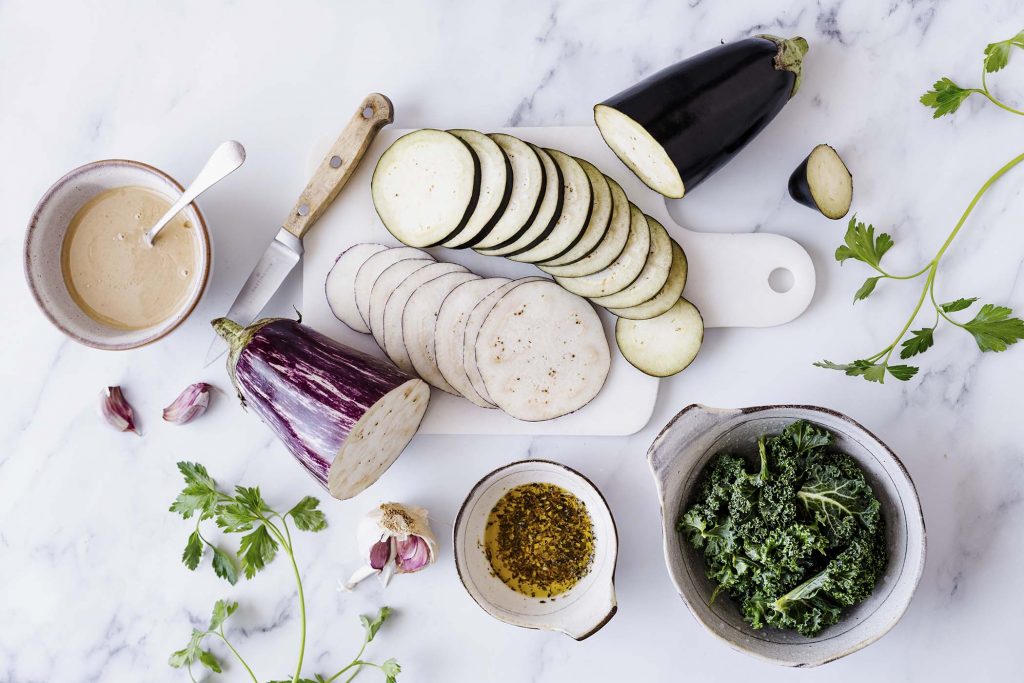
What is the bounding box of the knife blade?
[203,93,394,367]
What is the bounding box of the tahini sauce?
[61,186,199,330]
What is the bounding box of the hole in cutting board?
[768,267,794,293]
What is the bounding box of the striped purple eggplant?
[213,317,430,500]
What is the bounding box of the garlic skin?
[342,503,437,591]
[163,383,212,424]
[100,386,139,435]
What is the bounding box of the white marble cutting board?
[301,126,815,435]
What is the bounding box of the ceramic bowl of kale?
[647,404,925,667]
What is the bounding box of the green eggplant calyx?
[758,34,809,98]
[211,316,278,395]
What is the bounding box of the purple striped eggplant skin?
[214,317,430,500]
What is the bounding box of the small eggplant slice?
[594,35,808,199]
[788,144,853,219]
[615,298,704,377]
[443,129,512,248]
[508,149,592,263]
[540,177,630,278]
[372,129,481,247]
[607,241,688,320]
[473,134,546,250]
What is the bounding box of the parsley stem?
[323,633,371,683]
[278,515,307,683]
[981,69,1024,117]
[215,631,259,683]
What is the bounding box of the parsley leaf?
[854,276,881,303]
[182,530,203,571]
[170,462,219,519]
[238,525,279,579]
[962,304,1024,352]
[940,297,977,313]
[984,30,1024,73]
[899,328,934,359]
[920,78,976,118]
[380,658,402,683]
[168,628,208,668]
[886,364,919,381]
[835,217,894,270]
[814,360,917,383]
[211,547,238,585]
[208,599,238,631]
[198,649,222,673]
[361,606,393,643]
[288,496,328,532]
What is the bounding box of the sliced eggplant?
[554,203,651,298]
[401,270,481,393]
[326,243,388,333]
[475,145,563,257]
[442,130,513,247]
[789,144,853,219]
[615,297,703,377]
[591,217,674,309]
[508,149,592,263]
[539,159,612,267]
[476,279,610,421]
[463,277,546,404]
[380,262,470,372]
[434,277,511,407]
[539,176,630,278]
[354,247,434,329]
[372,129,481,247]
[608,241,688,320]
[594,35,808,198]
[367,258,435,347]
[472,134,546,250]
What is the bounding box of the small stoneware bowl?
[453,459,618,640]
[25,160,212,350]
[648,404,925,667]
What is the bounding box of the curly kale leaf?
[798,452,882,547]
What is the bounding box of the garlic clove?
[163,383,212,424]
[369,538,393,570]
[100,386,139,434]
[395,535,432,573]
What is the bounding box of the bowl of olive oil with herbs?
[454,460,618,640]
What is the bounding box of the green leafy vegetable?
[922,29,1024,117]
[169,462,398,683]
[679,421,887,637]
[818,152,1024,383]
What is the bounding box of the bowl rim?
[648,403,927,667]
[24,158,212,351]
[452,458,619,640]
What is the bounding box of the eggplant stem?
[758,34,809,97]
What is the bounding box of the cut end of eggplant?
[594,104,685,199]
[788,144,853,220]
[615,298,704,377]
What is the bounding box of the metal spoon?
[145,140,246,245]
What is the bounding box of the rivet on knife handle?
[282,93,394,240]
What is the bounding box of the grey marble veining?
[2,0,1023,680]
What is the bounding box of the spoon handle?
[146,140,246,244]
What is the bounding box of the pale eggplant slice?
[615,297,704,377]
[476,279,610,421]
[326,243,388,333]
[789,143,853,219]
[591,217,674,309]
[540,177,630,278]
[401,270,481,393]
[540,159,612,267]
[372,129,481,247]
[554,203,650,298]
[508,149,592,263]
[463,277,546,404]
[476,145,563,256]
[472,134,546,250]
[435,277,511,407]
[608,241,688,320]
[368,258,435,347]
[381,262,470,372]
[354,247,435,328]
[443,130,513,247]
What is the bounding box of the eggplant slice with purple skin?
[788,143,853,219]
[214,317,429,500]
[594,35,808,199]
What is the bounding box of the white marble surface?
[3,1,1023,680]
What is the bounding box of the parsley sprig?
[169,462,399,683]
[921,29,1024,118]
[817,152,1024,383]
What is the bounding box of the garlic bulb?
[342,503,438,590]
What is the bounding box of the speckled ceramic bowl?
[453,459,618,640]
[648,404,926,667]
[24,159,211,350]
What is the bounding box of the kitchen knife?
[204,93,394,366]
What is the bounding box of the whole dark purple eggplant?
[594,35,808,198]
[214,317,429,500]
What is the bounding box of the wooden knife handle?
[282,93,394,240]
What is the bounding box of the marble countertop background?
[3,0,1023,680]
